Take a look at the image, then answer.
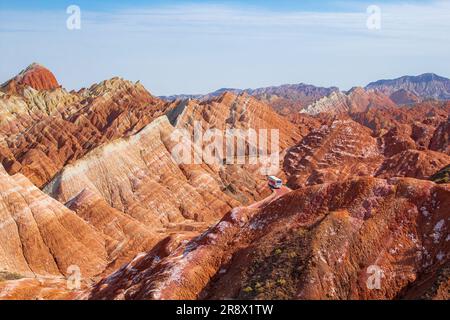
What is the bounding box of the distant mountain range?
[160,84,339,116]
[161,73,450,112]
[365,73,450,101]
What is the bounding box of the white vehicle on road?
[268,176,283,189]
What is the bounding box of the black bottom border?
[1,300,447,319]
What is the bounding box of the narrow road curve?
[248,185,291,209]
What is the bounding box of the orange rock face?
[0,166,107,278]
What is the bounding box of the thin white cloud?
[81,1,450,38]
[2,1,449,41]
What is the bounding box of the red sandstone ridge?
[1,63,60,94]
[85,177,449,300]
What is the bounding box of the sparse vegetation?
[255,282,264,293]
[237,228,311,300]
[0,271,23,282]
[430,165,450,184]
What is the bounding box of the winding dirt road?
[248,185,291,209]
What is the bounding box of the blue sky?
[1,0,449,95]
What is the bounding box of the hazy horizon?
[1,0,450,95]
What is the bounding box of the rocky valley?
[0,64,448,300]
